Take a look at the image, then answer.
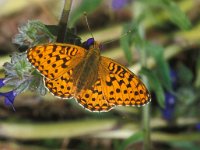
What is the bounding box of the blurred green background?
[0,0,200,149]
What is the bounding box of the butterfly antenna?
[102,30,132,45]
[98,111,102,117]
[84,12,94,38]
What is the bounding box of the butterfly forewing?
[27,43,86,79]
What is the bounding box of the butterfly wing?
[74,56,150,112]
[44,69,75,98]
[99,56,151,107]
[75,78,115,112]
[27,43,86,79]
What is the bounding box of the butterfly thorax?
[73,41,101,94]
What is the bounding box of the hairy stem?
[56,0,73,43]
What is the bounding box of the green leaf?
[162,0,191,30]
[140,68,165,108]
[120,23,137,64]
[121,20,146,64]
[15,80,31,95]
[194,55,200,88]
[176,87,196,106]
[28,70,47,96]
[145,42,172,91]
[117,131,143,150]
[170,141,200,150]
[176,63,193,86]
[139,0,191,30]
[35,76,47,96]
[69,0,102,27]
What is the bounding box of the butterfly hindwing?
[76,78,114,112]
[44,69,75,99]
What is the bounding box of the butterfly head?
[82,38,102,50]
[86,38,95,47]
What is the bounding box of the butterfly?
[27,38,151,112]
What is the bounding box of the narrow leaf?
[176,63,193,86]
[145,42,172,91]
[120,23,137,64]
[163,0,191,30]
[140,68,165,108]
[117,131,143,150]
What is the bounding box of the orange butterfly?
[27,38,151,112]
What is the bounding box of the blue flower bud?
[162,92,175,121]
[0,78,5,88]
[112,0,128,10]
[0,90,17,111]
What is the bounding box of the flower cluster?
[0,53,43,110]
[0,21,54,110]
[0,52,47,110]
[13,20,55,46]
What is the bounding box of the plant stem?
[142,104,151,150]
[133,1,151,150]
[56,0,73,43]
[0,119,116,140]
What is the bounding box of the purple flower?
[0,78,17,111]
[0,78,5,88]
[162,110,172,120]
[112,0,128,10]
[0,90,17,111]
[162,92,175,121]
[170,69,178,88]
[196,123,200,131]
[161,69,178,121]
